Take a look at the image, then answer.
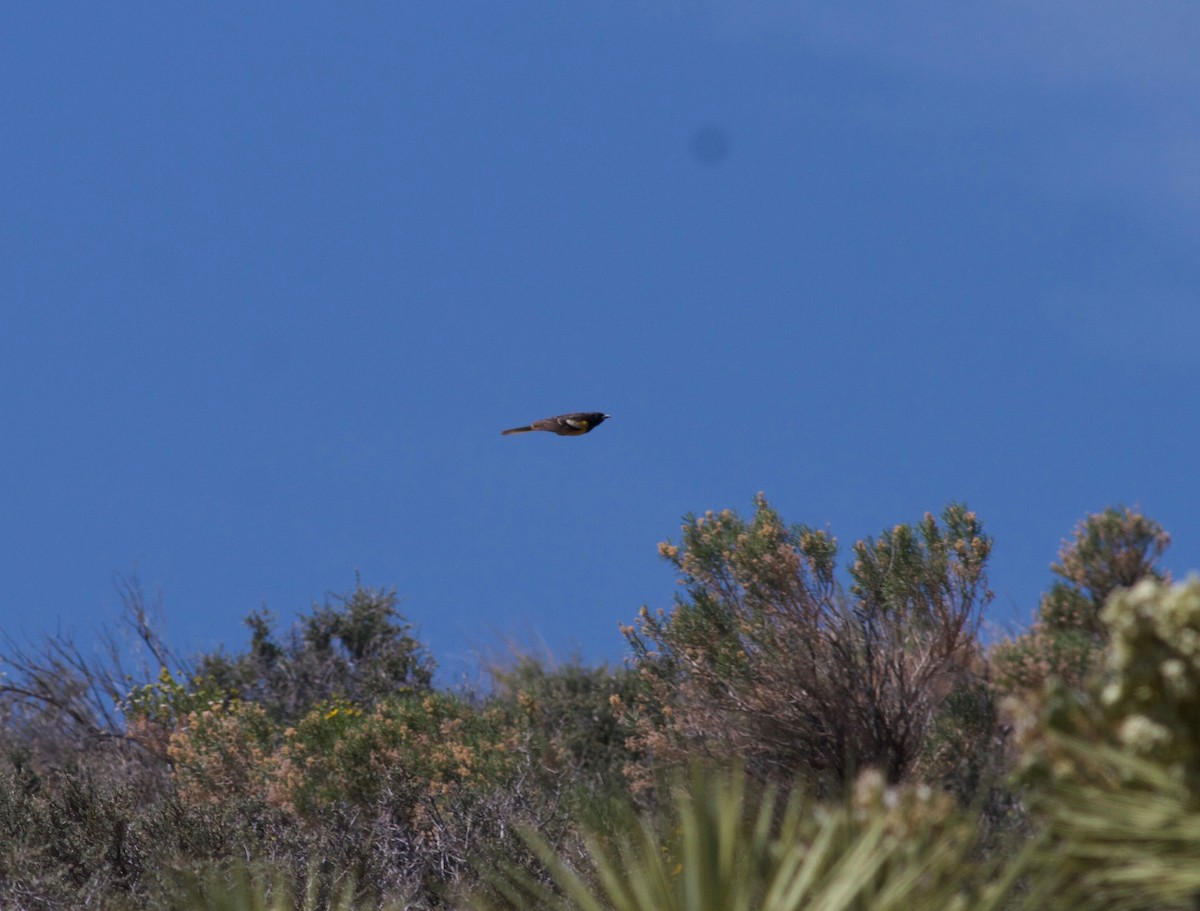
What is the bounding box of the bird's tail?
[501,425,534,436]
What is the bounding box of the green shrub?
[194,584,435,724]
[271,693,524,818]
[489,655,640,800]
[624,497,994,793]
[993,507,1169,698]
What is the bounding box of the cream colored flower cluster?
[1100,578,1200,784]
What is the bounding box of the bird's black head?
[588,412,611,427]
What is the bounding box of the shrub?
[489,655,640,800]
[268,694,524,818]
[160,688,576,906]
[624,496,993,793]
[0,575,179,777]
[167,700,276,807]
[993,507,1170,698]
[194,584,435,724]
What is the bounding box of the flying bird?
[501,412,611,437]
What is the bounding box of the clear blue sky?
[3,4,1198,681]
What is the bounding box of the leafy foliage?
[993,506,1170,697]
[624,496,993,791]
[192,585,436,724]
[489,655,640,798]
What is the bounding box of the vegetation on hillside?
[1,500,1197,910]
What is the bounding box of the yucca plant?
[1009,578,1200,911]
[1019,737,1200,911]
[474,764,1025,911]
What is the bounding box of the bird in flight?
[501,412,611,437]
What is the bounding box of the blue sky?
[3,3,1198,681]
